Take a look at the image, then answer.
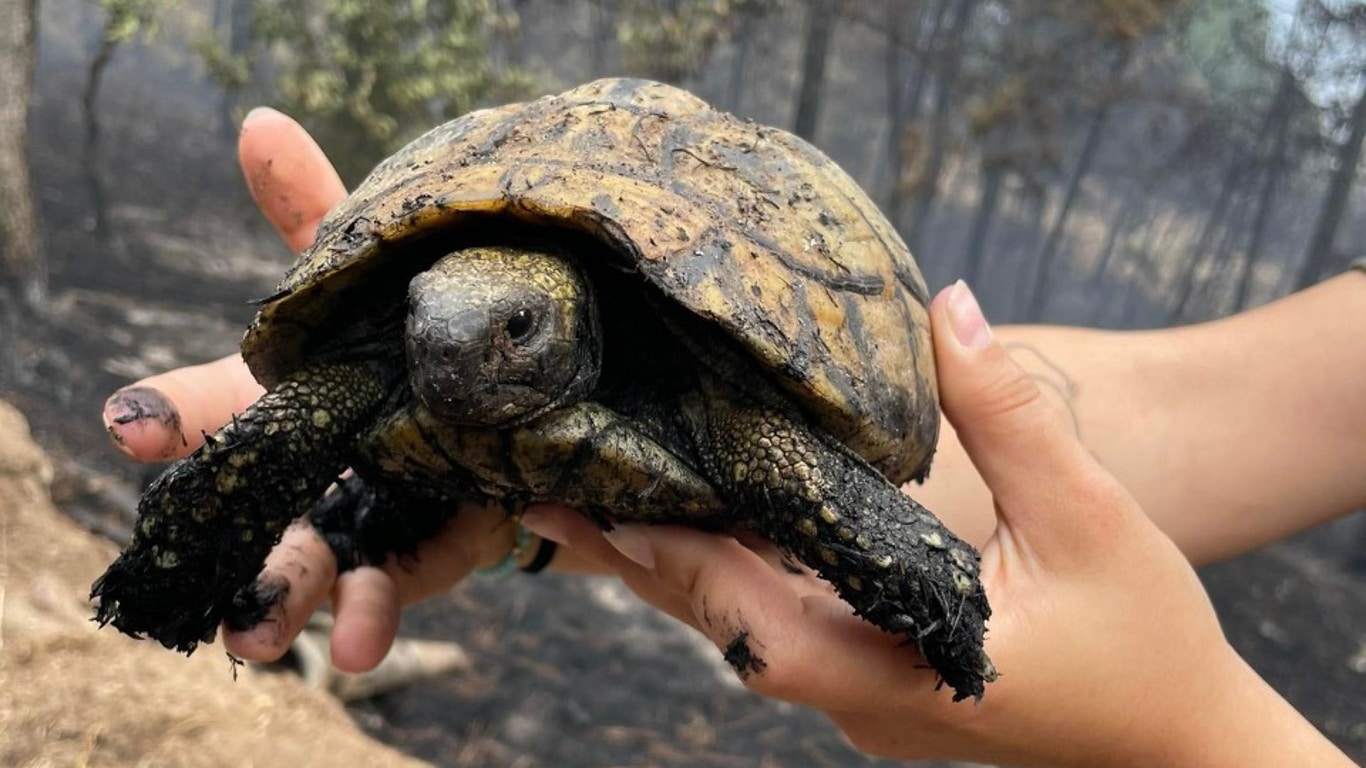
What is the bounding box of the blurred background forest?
[4,0,1366,324]
[0,0,1363,766]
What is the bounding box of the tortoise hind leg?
[308,475,466,572]
[685,389,997,702]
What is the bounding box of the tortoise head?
[405,245,601,427]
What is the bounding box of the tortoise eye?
[505,308,537,342]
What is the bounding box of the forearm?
[1123,272,1366,562]
[917,272,1366,564]
[966,650,1353,768]
[1156,652,1355,768]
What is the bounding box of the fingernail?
[103,386,184,458]
[519,508,569,546]
[240,106,277,132]
[947,280,993,348]
[603,526,655,571]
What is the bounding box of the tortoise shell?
[243,78,939,483]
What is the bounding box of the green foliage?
[202,0,537,183]
[1179,0,1275,107]
[93,0,169,43]
[195,36,251,90]
[90,0,169,43]
[617,0,781,84]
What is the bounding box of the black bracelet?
[1350,256,1366,275]
[519,537,559,574]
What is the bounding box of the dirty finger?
[238,107,347,254]
[221,520,339,663]
[103,354,264,462]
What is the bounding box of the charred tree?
[1298,77,1366,288]
[208,0,255,140]
[1024,44,1131,320]
[1088,198,1137,290]
[962,163,1004,288]
[905,0,976,251]
[82,25,120,240]
[1168,148,1250,320]
[791,0,838,141]
[882,0,934,226]
[1234,70,1296,310]
[721,2,761,111]
[589,0,619,76]
[0,0,42,310]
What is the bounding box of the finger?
[930,281,1133,553]
[222,521,339,662]
[329,567,401,673]
[103,354,265,461]
[320,505,523,670]
[227,506,494,670]
[606,523,947,710]
[523,509,943,709]
[381,504,514,605]
[238,107,347,254]
[521,508,843,628]
[519,506,703,627]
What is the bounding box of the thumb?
[930,281,1127,552]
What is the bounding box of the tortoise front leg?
[684,390,997,702]
[307,474,467,572]
[92,360,392,653]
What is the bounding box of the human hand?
[519,282,1351,766]
[101,108,525,672]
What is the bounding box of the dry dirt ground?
[0,400,426,768]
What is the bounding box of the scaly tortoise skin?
[93,78,996,701]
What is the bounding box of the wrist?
[1157,651,1352,767]
[972,645,1352,768]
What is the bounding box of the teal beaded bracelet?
[476,523,534,578]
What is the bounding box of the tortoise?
[92,78,996,701]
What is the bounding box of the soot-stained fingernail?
[105,386,178,427]
[223,572,291,634]
[104,386,186,457]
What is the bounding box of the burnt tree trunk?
[1088,198,1137,289]
[1167,156,1248,321]
[1025,44,1130,320]
[721,3,759,111]
[791,0,838,141]
[588,0,618,76]
[0,0,42,310]
[882,1,909,218]
[83,21,122,237]
[1297,77,1366,288]
[962,163,1004,288]
[1234,73,1294,310]
[210,0,255,141]
[905,0,976,251]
